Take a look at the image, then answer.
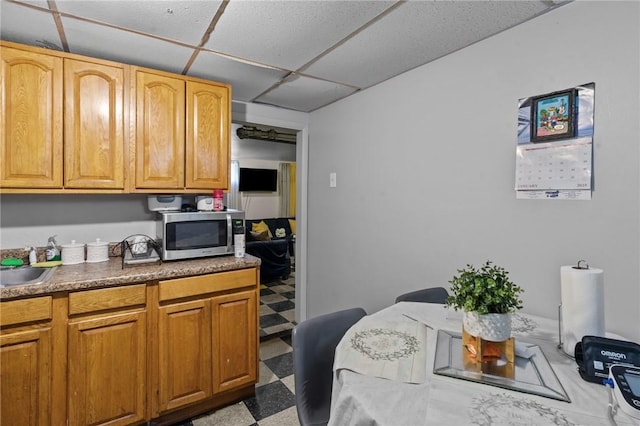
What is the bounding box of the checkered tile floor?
[259,274,296,340]
[171,274,299,426]
[173,335,300,426]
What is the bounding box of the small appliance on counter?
[120,234,161,268]
[147,195,182,212]
[196,190,225,211]
[196,196,214,211]
[156,210,244,261]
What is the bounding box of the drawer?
[69,284,146,315]
[0,296,52,326]
[159,268,257,302]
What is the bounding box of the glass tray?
[433,329,570,402]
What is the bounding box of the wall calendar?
[515,83,595,200]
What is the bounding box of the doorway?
[231,103,309,329]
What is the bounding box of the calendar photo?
[531,89,576,142]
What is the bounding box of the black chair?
[395,287,449,304]
[292,307,367,426]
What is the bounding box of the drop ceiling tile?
[6,0,49,7]
[0,1,61,49]
[205,0,395,70]
[255,75,358,112]
[305,1,551,88]
[54,0,222,46]
[60,15,194,73]
[189,50,288,102]
[1,0,563,112]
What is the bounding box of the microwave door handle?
[227,214,233,249]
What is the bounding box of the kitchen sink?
[0,266,57,287]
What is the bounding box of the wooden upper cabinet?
[1,46,63,188]
[1,41,231,193]
[186,81,230,189]
[134,69,185,189]
[133,67,231,192]
[64,59,125,189]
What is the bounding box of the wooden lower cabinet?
[0,267,258,425]
[67,311,147,426]
[212,290,257,393]
[154,269,259,418]
[157,299,212,412]
[0,328,52,426]
[0,296,53,426]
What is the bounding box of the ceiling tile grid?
[0,1,61,49]
[60,16,197,74]
[54,0,222,46]
[189,49,289,101]
[0,0,567,112]
[204,0,396,70]
[304,1,552,88]
[255,73,360,112]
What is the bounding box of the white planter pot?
[463,311,512,342]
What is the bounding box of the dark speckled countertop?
[0,254,261,300]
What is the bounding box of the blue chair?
[395,287,449,304]
[292,307,367,426]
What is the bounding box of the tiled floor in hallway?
[173,335,300,426]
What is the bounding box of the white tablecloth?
[329,303,638,426]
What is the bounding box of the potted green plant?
[445,261,524,342]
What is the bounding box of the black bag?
[574,335,640,384]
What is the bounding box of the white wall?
[0,194,156,248]
[231,122,296,219]
[307,1,640,342]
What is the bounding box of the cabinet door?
[64,59,124,189]
[1,47,63,188]
[211,290,257,393]
[135,70,185,189]
[185,80,230,189]
[68,311,146,426]
[0,328,52,426]
[157,299,212,413]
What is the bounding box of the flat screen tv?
[239,168,278,192]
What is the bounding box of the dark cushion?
[245,239,291,280]
[247,230,270,241]
[246,217,294,239]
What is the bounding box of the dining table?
[328,302,637,426]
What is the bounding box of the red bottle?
[213,189,224,211]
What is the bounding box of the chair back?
[292,307,367,426]
[395,286,449,304]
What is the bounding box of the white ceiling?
[1,0,568,113]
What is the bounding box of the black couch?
[245,217,295,281]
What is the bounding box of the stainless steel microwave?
[156,210,245,261]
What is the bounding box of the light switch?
[329,172,337,187]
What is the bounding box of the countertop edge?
[0,255,261,300]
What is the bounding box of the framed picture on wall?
[530,89,576,142]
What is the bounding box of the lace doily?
[351,328,420,361]
[469,393,575,426]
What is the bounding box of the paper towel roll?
[560,265,605,357]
